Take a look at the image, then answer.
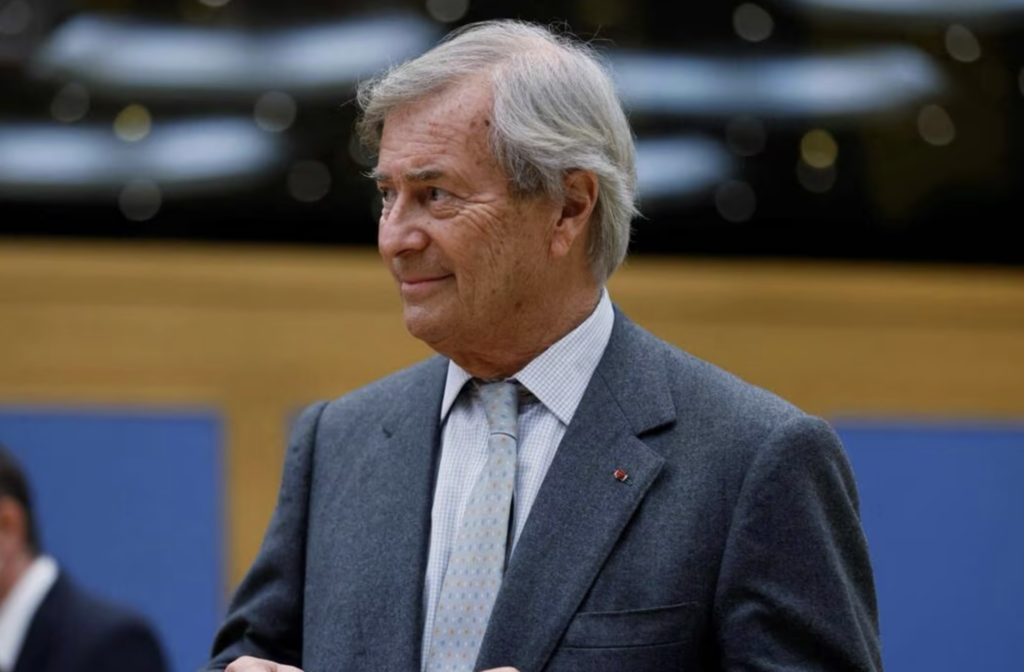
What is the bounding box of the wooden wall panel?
[2,241,1022,588]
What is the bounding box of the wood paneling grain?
[2,240,1022,587]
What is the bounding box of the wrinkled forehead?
[375,81,501,177]
[393,75,494,127]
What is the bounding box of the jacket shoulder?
[25,573,167,671]
[52,575,158,638]
[618,316,822,454]
[294,356,446,436]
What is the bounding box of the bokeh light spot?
[715,180,757,222]
[114,104,152,142]
[51,83,90,124]
[426,0,470,23]
[254,92,297,133]
[0,0,31,36]
[726,115,767,157]
[733,3,774,43]
[918,104,956,146]
[288,161,332,203]
[119,180,162,221]
[797,160,837,193]
[945,25,981,64]
[800,129,838,169]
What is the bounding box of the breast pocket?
[545,602,703,672]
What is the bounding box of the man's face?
[374,80,560,356]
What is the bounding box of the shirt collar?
[440,288,615,426]
[0,555,59,671]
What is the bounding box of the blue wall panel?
[3,405,1021,672]
[0,407,223,672]
[837,422,1024,672]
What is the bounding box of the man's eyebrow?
[366,167,446,183]
[367,168,389,182]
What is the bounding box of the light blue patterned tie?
[426,380,520,672]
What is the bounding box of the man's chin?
[402,309,451,348]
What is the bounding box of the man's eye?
[378,187,395,203]
[428,187,448,202]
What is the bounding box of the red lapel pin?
[613,468,631,484]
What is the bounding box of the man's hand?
[224,656,303,672]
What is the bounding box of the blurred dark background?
[2,0,1023,263]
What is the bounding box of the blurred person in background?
[207,20,882,672]
[0,442,168,672]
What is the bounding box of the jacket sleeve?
[714,414,884,671]
[199,400,329,671]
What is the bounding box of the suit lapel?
[345,357,447,672]
[476,312,676,672]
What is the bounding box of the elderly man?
[207,20,882,672]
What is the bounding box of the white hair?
[356,20,638,282]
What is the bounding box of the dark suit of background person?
[203,20,883,672]
[0,443,169,672]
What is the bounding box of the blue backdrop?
[0,407,223,672]
[837,422,1024,672]
[1,405,1022,672]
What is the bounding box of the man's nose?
[378,197,429,258]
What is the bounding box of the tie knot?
[476,380,520,439]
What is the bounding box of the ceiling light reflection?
[635,137,736,202]
[612,47,945,121]
[0,118,285,199]
[786,0,1024,22]
[29,13,440,101]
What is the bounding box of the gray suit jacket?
[205,309,882,672]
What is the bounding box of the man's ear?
[550,170,599,259]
